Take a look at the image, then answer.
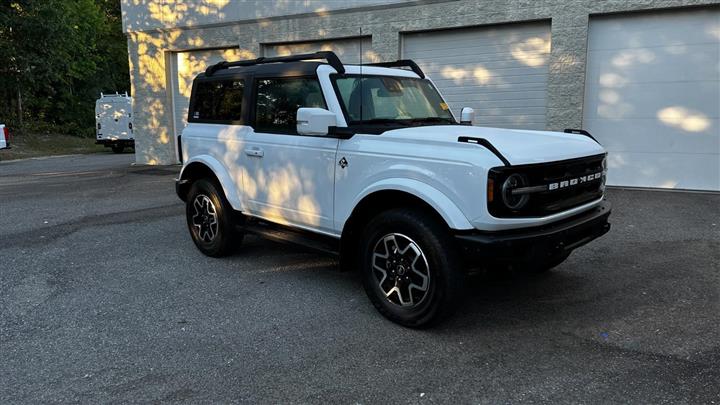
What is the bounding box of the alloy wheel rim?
[192,194,219,243]
[372,233,430,307]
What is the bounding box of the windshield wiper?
[357,118,412,126]
[351,117,455,126]
[407,117,457,125]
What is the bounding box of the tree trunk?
[17,87,23,127]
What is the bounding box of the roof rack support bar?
[366,60,425,78]
[205,51,345,76]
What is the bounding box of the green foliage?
[0,0,129,137]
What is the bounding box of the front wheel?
[360,208,464,328]
[185,178,243,257]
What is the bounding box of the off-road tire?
[360,208,464,328]
[185,178,243,257]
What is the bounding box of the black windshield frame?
[330,73,459,132]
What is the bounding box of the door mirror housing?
[460,107,475,125]
[297,108,337,136]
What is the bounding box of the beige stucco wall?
[124,0,720,165]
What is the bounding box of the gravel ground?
[1,154,718,404]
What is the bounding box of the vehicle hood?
[380,125,605,165]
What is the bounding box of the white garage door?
[584,9,720,191]
[403,22,551,130]
[170,48,243,141]
[263,37,376,64]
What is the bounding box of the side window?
[254,77,326,134]
[190,79,244,123]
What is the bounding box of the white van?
[95,92,134,153]
[0,124,9,150]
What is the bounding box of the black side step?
[238,218,340,256]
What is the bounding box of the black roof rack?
[366,60,425,79]
[205,51,345,77]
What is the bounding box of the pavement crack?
[1,204,184,248]
[566,330,718,368]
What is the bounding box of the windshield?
[332,74,456,126]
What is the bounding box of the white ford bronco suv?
[176,51,611,327]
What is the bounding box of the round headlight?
[502,174,530,210]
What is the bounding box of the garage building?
[121,0,720,191]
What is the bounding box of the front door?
[242,76,338,234]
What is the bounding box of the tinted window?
[254,77,326,133]
[333,75,454,123]
[190,79,244,122]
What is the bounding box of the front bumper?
[456,201,611,262]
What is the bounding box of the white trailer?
[95,92,134,153]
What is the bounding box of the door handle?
[245,147,264,157]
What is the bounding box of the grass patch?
[0,133,110,161]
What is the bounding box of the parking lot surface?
[1,154,719,404]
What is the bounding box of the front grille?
[488,154,606,218]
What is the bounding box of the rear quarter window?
[189,79,245,123]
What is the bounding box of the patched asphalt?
[1,154,718,404]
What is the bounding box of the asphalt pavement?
[1,153,719,404]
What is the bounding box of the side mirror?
[297,108,337,136]
[460,107,475,125]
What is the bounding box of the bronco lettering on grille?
[548,172,603,191]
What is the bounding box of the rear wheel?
[185,178,243,257]
[360,208,464,328]
[111,145,124,153]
